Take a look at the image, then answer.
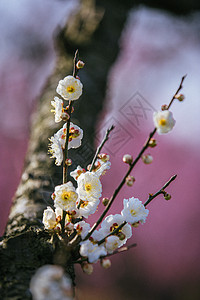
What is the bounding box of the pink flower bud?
[123,154,133,164]
[125,175,135,186]
[76,60,85,69]
[82,262,93,275]
[175,93,185,102]
[101,258,111,269]
[149,138,157,148]
[102,197,109,206]
[65,159,72,166]
[142,154,153,164]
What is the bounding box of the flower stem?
[144,174,177,207]
[84,75,185,241]
[167,75,186,109]
[63,101,73,184]
[83,127,156,241]
[62,50,79,184]
[89,125,115,171]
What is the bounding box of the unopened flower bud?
[175,93,185,102]
[132,222,140,228]
[142,154,153,164]
[123,154,133,164]
[149,138,157,148]
[161,104,168,111]
[82,262,93,275]
[118,232,126,241]
[164,193,171,200]
[76,60,85,69]
[51,193,55,200]
[62,112,70,122]
[102,197,109,206]
[65,158,72,166]
[101,258,111,269]
[98,153,110,162]
[125,175,135,186]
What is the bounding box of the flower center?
[110,223,119,232]
[85,184,92,192]
[158,119,166,126]
[67,86,75,93]
[130,209,136,216]
[61,191,72,201]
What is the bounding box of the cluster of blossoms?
[40,54,185,292]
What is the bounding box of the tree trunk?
[0,1,132,299]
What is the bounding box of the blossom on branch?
[54,182,78,211]
[48,135,63,166]
[153,110,175,134]
[100,214,132,246]
[80,240,107,263]
[76,198,100,218]
[104,235,121,254]
[74,221,91,239]
[121,197,149,225]
[70,165,86,181]
[56,75,83,101]
[77,172,102,201]
[51,97,65,123]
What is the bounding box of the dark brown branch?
[89,125,115,172]
[83,127,156,241]
[167,75,187,109]
[84,75,185,241]
[144,174,177,207]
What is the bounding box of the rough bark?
[0,1,132,299]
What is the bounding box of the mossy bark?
[0,1,132,299]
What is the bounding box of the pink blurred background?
[1,1,200,299]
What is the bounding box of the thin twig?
[63,100,73,183]
[89,125,115,172]
[73,243,137,264]
[102,243,137,258]
[83,75,185,241]
[167,75,187,110]
[62,50,79,184]
[144,174,177,207]
[83,128,156,241]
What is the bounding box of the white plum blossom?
[74,221,91,239]
[49,123,83,165]
[153,110,175,134]
[70,165,86,181]
[76,198,100,218]
[54,182,78,211]
[51,97,64,123]
[48,135,63,166]
[105,235,121,254]
[68,123,83,149]
[100,214,132,246]
[42,207,57,230]
[56,75,83,101]
[54,122,83,150]
[92,159,111,177]
[121,197,149,225]
[77,172,102,201]
[30,265,73,300]
[80,240,107,263]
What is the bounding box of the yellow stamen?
[85,184,92,192]
[158,119,166,126]
[67,86,75,93]
[61,191,72,202]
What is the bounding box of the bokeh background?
[0,0,200,299]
